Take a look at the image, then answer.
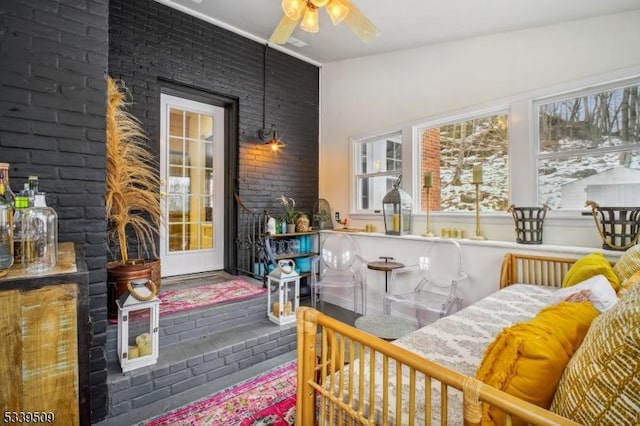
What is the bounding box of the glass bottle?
[28,175,38,206]
[21,193,57,273]
[0,163,16,208]
[0,182,14,273]
[12,195,29,265]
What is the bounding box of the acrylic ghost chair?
[310,233,367,317]
[383,239,468,328]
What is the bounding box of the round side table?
[355,314,416,340]
[367,257,404,293]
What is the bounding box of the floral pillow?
[551,274,618,313]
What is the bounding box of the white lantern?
[117,278,160,372]
[267,259,300,325]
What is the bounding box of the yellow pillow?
[562,252,620,291]
[619,270,640,299]
[476,301,599,426]
[551,280,640,424]
[613,244,640,283]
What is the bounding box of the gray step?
[105,290,268,361]
[104,317,297,423]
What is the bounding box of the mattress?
[327,284,555,425]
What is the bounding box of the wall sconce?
[258,45,285,152]
[258,124,285,151]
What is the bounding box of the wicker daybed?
[295,251,640,425]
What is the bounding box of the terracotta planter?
[106,260,153,320]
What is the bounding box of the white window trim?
[530,75,640,217]
[350,130,404,215]
[348,67,640,225]
[411,105,510,213]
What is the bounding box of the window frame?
[348,71,640,223]
[350,130,405,215]
[412,105,511,214]
[532,76,640,211]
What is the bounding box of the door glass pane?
[205,142,213,169]
[169,109,183,137]
[201,115,214,140]
[185,110,198,138]
[167,106,217,253]
[169,139,185,166]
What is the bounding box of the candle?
[472,164,483,184]
[392,214,400,232]
[423,172,433,188]
[136,333,152,356]
[128,346,139,359]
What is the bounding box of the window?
[353,132,402,212]
[417,111,509,213]
[536,80,640,209]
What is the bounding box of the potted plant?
[278,195,301,234]
[314,209,331,230]
[105,77,161,319]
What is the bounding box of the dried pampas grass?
[106,77,160,263]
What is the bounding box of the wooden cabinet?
[0,242,90,425]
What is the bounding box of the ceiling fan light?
[281,0,305,20]
[326,0,349,26]
[310,0,329,7]
[300,5,319,33]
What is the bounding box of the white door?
[159,94,225,276]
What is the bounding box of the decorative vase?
[296,214,310,232]
[106,260,152,320]
[287,223,296,234]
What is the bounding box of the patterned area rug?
[159,278,266,315]
[142,361,296,426]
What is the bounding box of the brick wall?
[0,0,109,421]
[1,0,319,422]
[420,128,442,211]
[108,0,320,220]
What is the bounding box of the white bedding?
[327,284,555,425]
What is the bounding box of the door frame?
[158,80,238,275]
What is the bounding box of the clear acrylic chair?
[310,233,367,317]
[383,239,467,328]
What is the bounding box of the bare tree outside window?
[418,112,509,212]
[537,81,640,209]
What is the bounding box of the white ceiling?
[155,0,640,65]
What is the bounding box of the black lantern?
[383,175,413,235]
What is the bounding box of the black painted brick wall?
[0,0,110,422]
[108,0,320,219]
[1,0,318,421]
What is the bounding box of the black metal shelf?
[268,231,318,238]
[274,251,317,260]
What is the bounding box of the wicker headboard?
[500,253,580,289]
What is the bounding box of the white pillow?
[551,274,618,313]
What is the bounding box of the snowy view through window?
[427,81,640,212]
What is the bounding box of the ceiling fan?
[270,0,379,45]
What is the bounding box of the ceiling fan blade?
[269,14,299,44]
[342,0,380,43]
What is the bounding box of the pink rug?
[159,278,267,315]
[142,361,296,425]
